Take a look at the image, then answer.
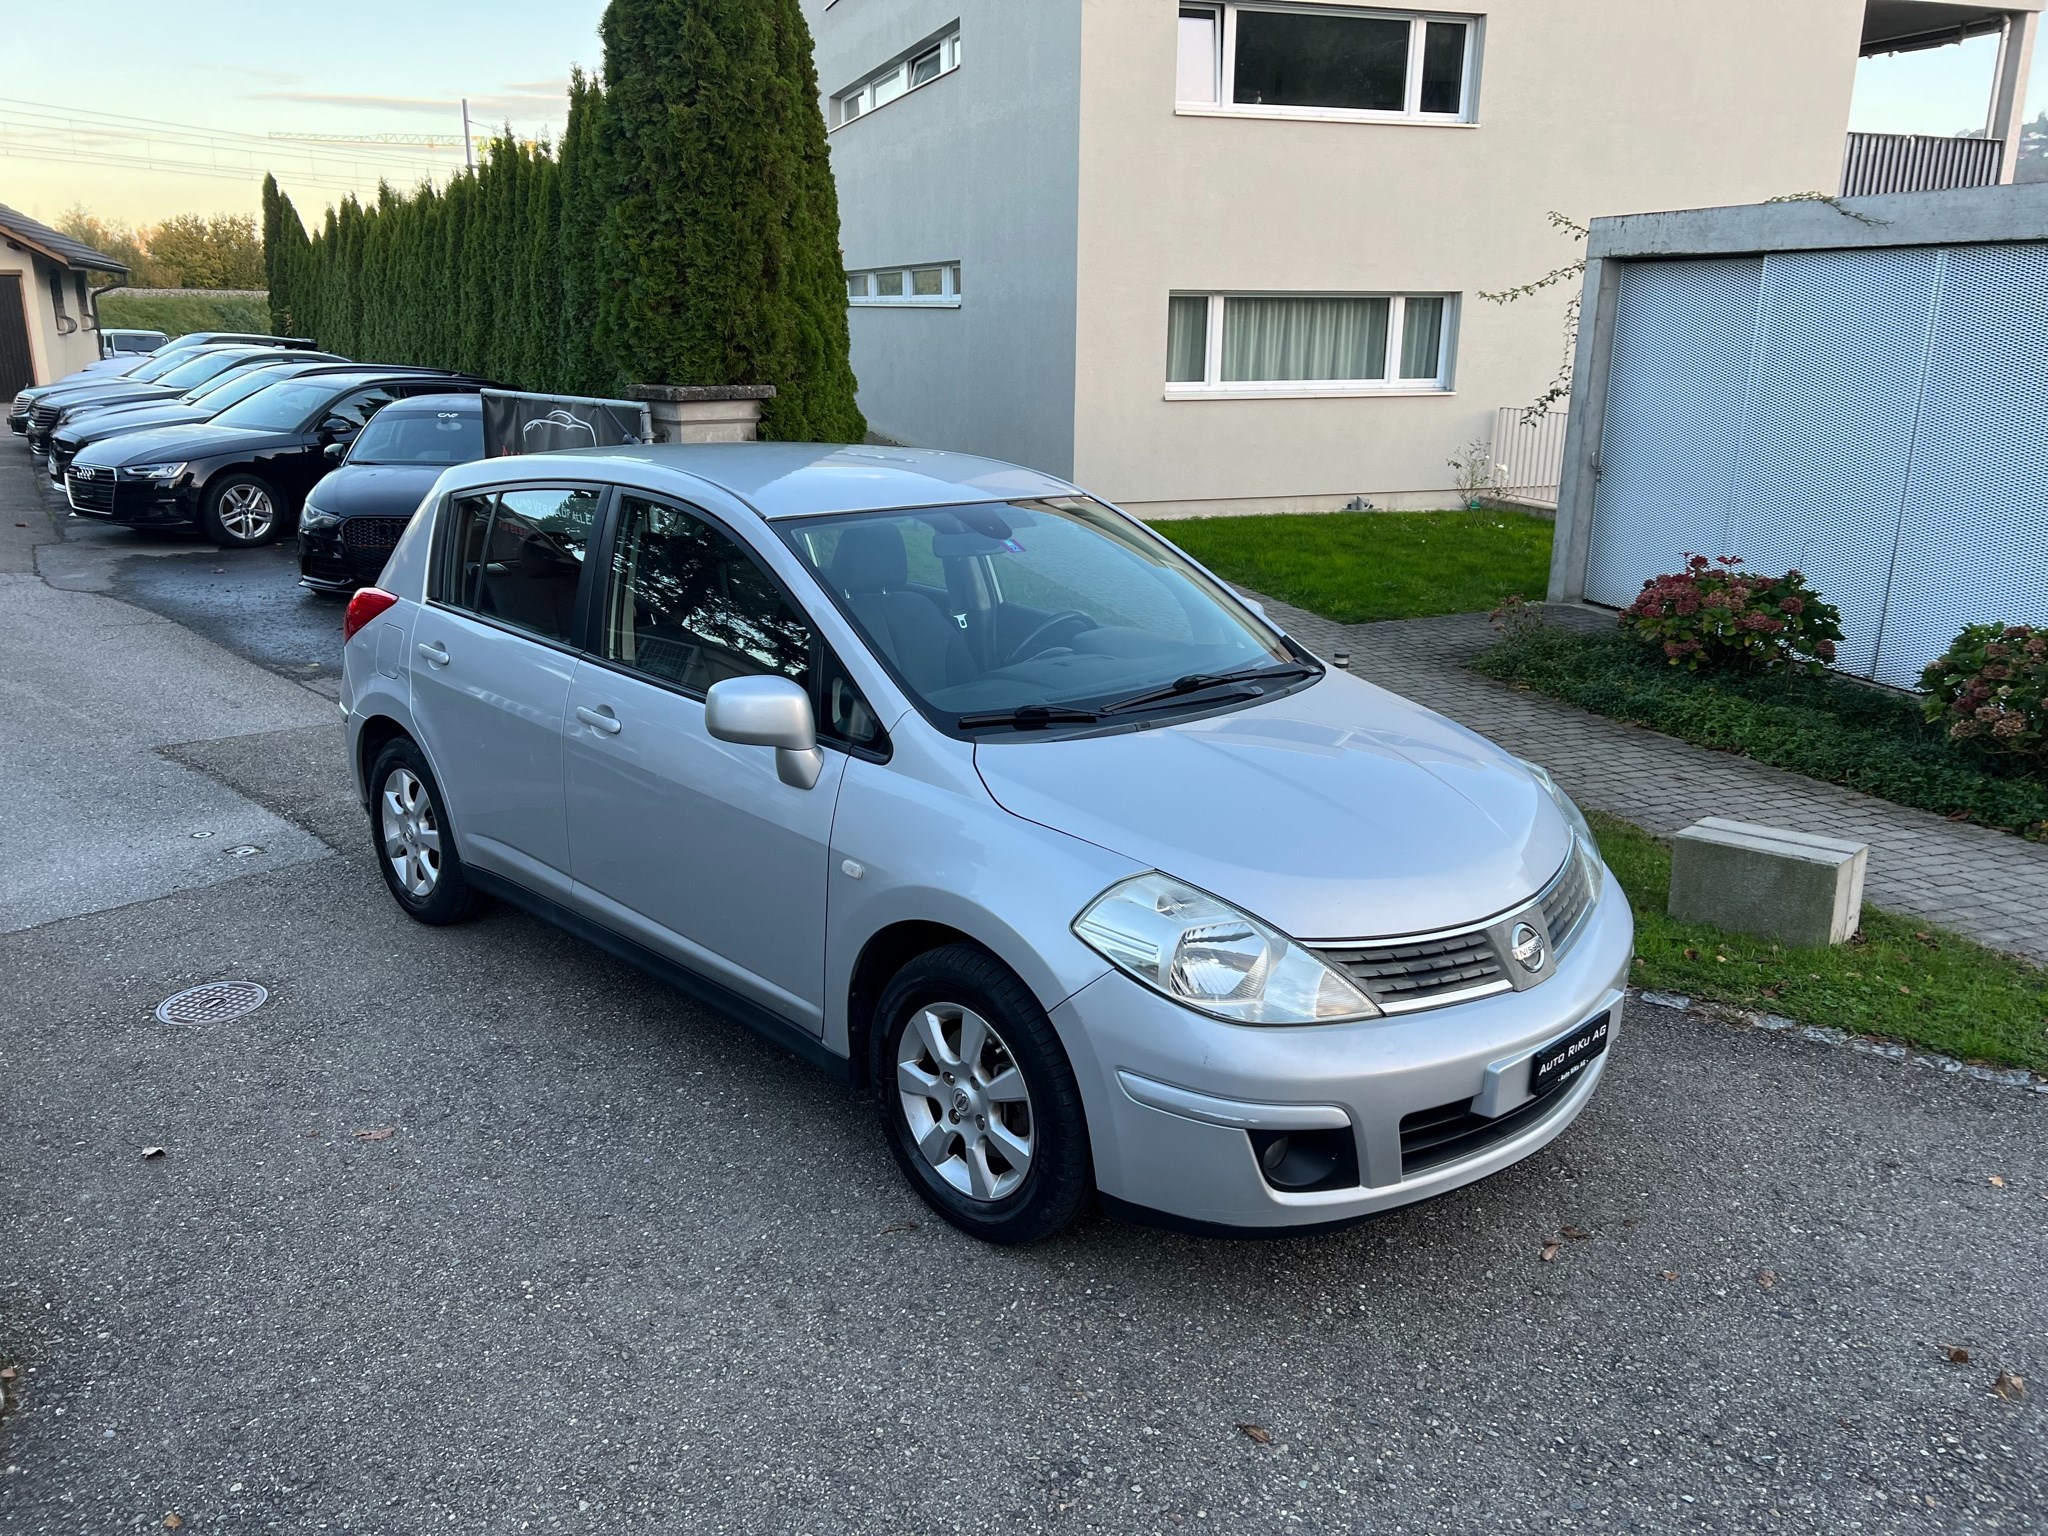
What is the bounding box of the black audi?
[25,345,346,457]
[297,393,487,592]
[9,333,318,433]
[64,369,489,548]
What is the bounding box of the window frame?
[1164,290,1459,399]
[427,480,614,655]
[832,28,962,128]
[845,262,964,308]
[1176,2,1480,125]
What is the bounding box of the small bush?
[1921,623,2048,763]
[1620,554,1843,675]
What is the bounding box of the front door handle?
[575,704,623,736]
[416,641,450,667]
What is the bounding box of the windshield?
[210,377,343,433]
[156,351,254,389]
[183,364,305,409]
[128,350,206,382]
[347,406,481,465]
[780,496,1301,731]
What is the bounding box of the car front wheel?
[200,473,284,547]
[873,944,1092,1244]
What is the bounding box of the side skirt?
[464,867,856,1085]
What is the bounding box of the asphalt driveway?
[0,444,2041,1534]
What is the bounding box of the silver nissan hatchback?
[340,444,1633,1243]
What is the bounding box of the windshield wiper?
[955,703,1102,730]
[1098,660,1319,716]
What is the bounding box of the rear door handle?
[416,641,450,667]
[575,704,623,736]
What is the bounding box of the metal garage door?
[1584,243,2048,687]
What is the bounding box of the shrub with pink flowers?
[1619,555,1844,675]
[1920,623,2048,763]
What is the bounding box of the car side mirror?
[323,441,347,462]
[317,415,354,440]
[704,675,823,789]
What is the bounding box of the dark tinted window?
[445,486,599,644]
[1233,10,1407,111]
[326,387,399,429]
[211,378,348,432]
[350,407,483,465]
[1419,21,1466,114]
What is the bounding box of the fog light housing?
[1248,1127,1360,1193]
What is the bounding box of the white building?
[804,0,2041,516]
[1,203,126,400]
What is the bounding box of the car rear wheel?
[873,944,1091,1244]
[368,738,479,926]
[200,473,284,548]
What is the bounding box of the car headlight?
[121,461,186,481]
[1073,872,1379,1025]
[299,505,341,531]
[1520,760,1603,895]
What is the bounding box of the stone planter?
[627,384,777,444]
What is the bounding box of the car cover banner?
[480,389,653,458]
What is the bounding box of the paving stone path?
[1252,594,2048,965]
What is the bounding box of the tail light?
[343,587,399,644]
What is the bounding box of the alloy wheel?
[219,483,276,540]
[896,1003,1035,1200]
[380,766,442,898]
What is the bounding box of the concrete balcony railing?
[1841,131,2006,196]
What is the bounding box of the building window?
[1165,292,1454,395]
[1176,4,1476,122]
[846,263,963,307]
[835,29,962,126]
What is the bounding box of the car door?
[278,383,398,506]
[409,483,603,900]
[564,491,877,1033]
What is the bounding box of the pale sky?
[0,3,2038,230]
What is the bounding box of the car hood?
[41,380,173,411]
[972,674,1572,941]
[61,403,212,445]
[74,421,287,468]
[305,463,445,517]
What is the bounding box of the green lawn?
[1160,510,1554,625]
[97,292,271,337]
[1474,624,2048,839]
[1592,812,2048,1071]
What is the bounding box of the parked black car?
[26,346,347,456]
[298,393,486,592]
[13,332,319,417]
[44,358,399,483]
[65,369,490,548]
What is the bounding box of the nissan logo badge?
[1509,922,1546,973]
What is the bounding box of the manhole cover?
[154,980,269,1026]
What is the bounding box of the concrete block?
[628,384,777,444]
[1668,818,1868,948]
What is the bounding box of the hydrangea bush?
[1619,555,1843,675]
[1920,623,2048,761]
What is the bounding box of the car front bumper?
[299,513,412,593]
[1053,871,1635,1233]
[64,470,198,526]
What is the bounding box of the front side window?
[782,497,1303,733]
[327,387,400,429]
[1166,292,1454,392]
[444,486,599,644]
[210,378,345,432]
[1178,4,1475,121]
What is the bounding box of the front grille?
[1319,932,1505,1010]
[339,516,411,580]
[30,403,60,430]
[1399,1077,1578,1177]
[1314,842,1600,1015]
[66,473,116,513]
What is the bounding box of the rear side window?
[441,486,600,644]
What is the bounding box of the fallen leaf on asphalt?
[1942,1345,1972,1364]
[140,1147,165,1160]
[1993,1368,2026,1402]
[1561,1225,1592,1241]
[164,1517,184,1531]
[1237,1423,1272,1444]
[1989,1175,2006,1188]
[352,1127,396,1142]
[1758,1270,1777,1289]
[1539,1240,1563,1261]
[1622,1218,1637,1228]
[880,1220,919,1235]
[1660,1271,1681,1282]
[0,1366,15,1379]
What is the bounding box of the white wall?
[805,0,1084,476]
[1071,0,1869,513]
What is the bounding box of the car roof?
[374,391,482,414]
[435,442,1081,520]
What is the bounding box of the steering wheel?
[1002,610,1094,667]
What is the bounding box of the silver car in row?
[339,444,1632,1242]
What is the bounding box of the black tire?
[199,472,286,548]
[367,737,480,926]
[871,944,1092,1244]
